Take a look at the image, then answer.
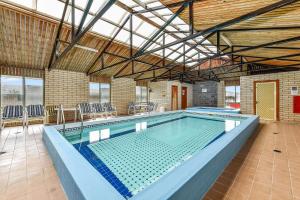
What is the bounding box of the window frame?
[136,86,148,103]
[225,85,240,108]
[0,75,44,107]
[89,82,111,103]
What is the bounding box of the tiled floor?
[0,121,299,200]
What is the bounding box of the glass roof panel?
[135,22,157,38]
[149,17,165,26]
[9,0,32,8]
[67,8,83,26]
[8,0,219,66]
[90,0,107,13]
[118,0,137,7]
[132,34,147,47]
[37,0,64,18]
[102,4,127,23]
[75,0,88,8]
[92,19,116,37]
[115,30,130,44]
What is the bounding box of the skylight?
[6,0,219,67]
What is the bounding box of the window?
[1,76,23,106]
[0,75,44,107]
[100,83,110,103]
[89,82,100,103]
[136,86,147,102]
[225,85,240,109]
[25,77,43,105]
[89,82,110,103]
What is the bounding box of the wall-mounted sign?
[291,86,298,95]
[202,88,207,93]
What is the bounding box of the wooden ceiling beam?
[138,0,299,58]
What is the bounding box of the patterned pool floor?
[73,116,231,198]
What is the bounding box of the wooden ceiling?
[160,0,300,68]
[0,2,183,79]
[1,0,300,83]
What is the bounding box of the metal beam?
[189,1,194,35]
[47,0,70,69]
[136,0,298,57]
[134,2,189,57]
[49,0,117,70]
[86,14,130,75]
[76,0,93,35]
[71,0,75,39]
[132,0,203,14]
[163,35,300,75]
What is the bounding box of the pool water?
[62,113,244,199]
[186,107,240,114]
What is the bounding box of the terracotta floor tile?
[1,122,300,200]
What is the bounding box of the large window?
[1,76,23,106]
[136,86,148,102]
[225,85,240,109]
[89,82,110,103]
[0,75,44,107]
[25,78,44,105]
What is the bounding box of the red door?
[171,85,178,110]
[181,87,187,109]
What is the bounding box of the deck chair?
[45,105,59,124]
[91,103,107,118]
[77,102,93,121]
[146,102,158,113]
[128,102,136,115]
[103,102,117,116]
[25,104,46,126]
[0,105,25,133]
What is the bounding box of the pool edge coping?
[43,110,258,200]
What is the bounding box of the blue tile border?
[43,111,259,200]
[74,142,132,199]
[71,115,227,198]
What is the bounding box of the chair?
[0,105,25,133]
[77,102,93,121]
[45,105,59,124]
[145,102,158,113]
[91,103,107,118]
[25,104,46,126]
[103,102,117,116]
[128,102,136,115]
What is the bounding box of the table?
[55,107,78,124]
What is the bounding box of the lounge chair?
[91,103,107,118]
[103,102,117,116]
[0,105,25,133]
[145,102,158,113]
[128,102,136,115]
[25,104,46,126]
[77,102,93,121]
[45,105,59,124]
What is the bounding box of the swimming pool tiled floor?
[0,122,300,200]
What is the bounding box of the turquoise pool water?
[61,113,244,199]
[186,107,240,114]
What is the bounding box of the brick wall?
[45,69,89,107]
[240,71,300,121]
[149,81,193,111]
[111,78,136,115]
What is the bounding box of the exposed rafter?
[48,0,117,70]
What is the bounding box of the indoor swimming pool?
[43,111,258,200]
